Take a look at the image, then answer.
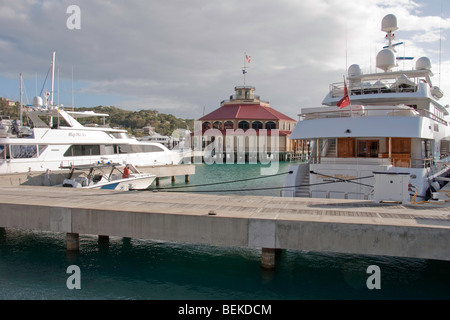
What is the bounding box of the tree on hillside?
[1,98,194,136]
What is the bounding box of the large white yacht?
[0,52,188,174]
[283,14,450,203]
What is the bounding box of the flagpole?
[344,76,354,117]
[243,53,247,86]
[337,75,353,116]
[343,76,353,118]
[244,54,246,86]
[242,53,250,87]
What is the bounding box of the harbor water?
[0,162,449,300]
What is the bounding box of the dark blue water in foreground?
[0,163,449,300]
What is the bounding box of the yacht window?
[423,140,432,158]
[357,140,379,158]
[10,145,38,159]
[111,132,132,139]
[111,132,122,139]
[118,144,164,153]
[100,144,115,155]
[38,145,48,155]
[64,145,101,157]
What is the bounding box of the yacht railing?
[301,107,447,125]
[310,156,434,169]
[330,79,419,98]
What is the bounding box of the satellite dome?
[33,96,43,107]
[416,57,432,70]
[348,64,362,77]
[382,14,398,33]
[376,49,396,72]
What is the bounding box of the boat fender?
[430,181,440,192]
[426,181,440,200]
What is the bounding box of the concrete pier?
[0,185,450,269]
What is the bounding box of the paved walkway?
[0,185,449,262]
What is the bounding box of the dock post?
[66,233,79,251]
[0,227,5,244]
[261,248,276,269]
[122,237,132,251]
[98,235,109,252]
[98,235,109,243]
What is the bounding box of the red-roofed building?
[193,86,299,162]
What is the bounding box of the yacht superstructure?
[0,52,188,174]
[283,14,450,202]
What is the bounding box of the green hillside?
[0,99,194,137]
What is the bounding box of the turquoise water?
[155,162,292,197]
[0,162,449,300]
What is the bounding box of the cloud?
[0,0,449,119]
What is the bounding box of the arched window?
[224,121,234,129]
[202,122,211,130]
[252,121,263,130]
[213,121,221,129]
[265,121,276,130]
[238,121,250,130]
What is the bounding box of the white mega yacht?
[283,14,450,203]
[0,53,188,174]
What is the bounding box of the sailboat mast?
[19,73,23,124]
[50,51,55,106]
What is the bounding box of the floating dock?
[0,184,449,269]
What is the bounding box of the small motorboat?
[61,162,156,191]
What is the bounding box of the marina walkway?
[0,184,449,268]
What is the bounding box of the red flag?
[337,78,350,108]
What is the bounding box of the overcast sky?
[0,0,449,120]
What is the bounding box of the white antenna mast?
[57,66,60,106]
[50,51,55,106]
[439,0,443,87]
[72,65,74,111]
[345,21,348,73]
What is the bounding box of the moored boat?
[0,52,189,174]
[283,14,450,203]
[61,162,156,191]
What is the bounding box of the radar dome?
[382,14,398,32]
[376,49,396,72]
[348,64,362,77]
[33,96,43,107]
[416,57,432,70]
